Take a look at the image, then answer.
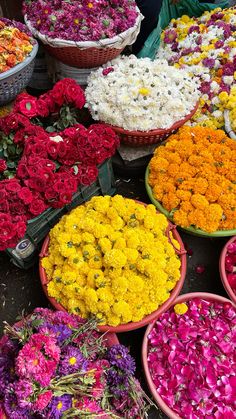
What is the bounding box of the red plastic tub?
[219,236,236,305]
[142,292,236,419]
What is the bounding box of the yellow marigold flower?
[111,276,128,296]
[96,287,114,304]
[139,87,150,96]
[113,237,126,250]
[174,303,188,315]
[103,249,127,269]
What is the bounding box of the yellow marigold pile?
[148,126,236,233]
[42,195,181,327]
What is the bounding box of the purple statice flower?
[59,345,87,376]
[14,379,34,408]
[106,344,136,374]
[4,385,30,419]
[47,394,72,418]
[202,58,215,69]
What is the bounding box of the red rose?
[57,141,68,158]
[53,181,66,193]
[59,191,72,205]
[10,201,27,215]
[36,99,50,118]
[65,84,85,108]
[18,97,38,118]
[38,93,55,113]
[46,141,59,160]
[81,165,98,185]
[13,129,27,145]
[50,84,65,106]
[0,190,6,203]
[3,113,21,134]
[28,176,47,192]
[0,213,11,222]
[45,188,58,201]
[15,221,27,239]
[0,201,9,212]
[16,163,29,179]
[0,159,7,173]
[18,187,33,204]
[0,221,16,242]
[4,179,21,192]
[29,199,47,216]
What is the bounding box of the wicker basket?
[6,158,115,269]
[108,102,199,147]
[0,42,38,106]
[24,12,142,68]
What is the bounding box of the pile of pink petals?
[147,298,236,418]
[225,239,236,296]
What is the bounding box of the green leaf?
[8,145,16,155]
[26,102,32,110]
[7,161,16,169]
[46,126,57,133]
[3,143,8,150]
[3,150,8,158]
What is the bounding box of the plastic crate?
[6,159,116,269]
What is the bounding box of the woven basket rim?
[0,41,38,81]
[24,10,142,49]
[104,102,199,137]
[145,166,236,238]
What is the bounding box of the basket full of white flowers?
[85,56,200,146]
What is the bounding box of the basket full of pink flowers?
[23,0,143,68]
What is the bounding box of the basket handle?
[166,224,187,256]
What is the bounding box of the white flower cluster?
[85,55,200,132]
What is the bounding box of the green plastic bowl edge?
[145,165,236,238]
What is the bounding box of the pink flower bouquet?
[0,309,151,418]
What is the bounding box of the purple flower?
[47,395,72,418]
[59,345,87,376]
[14,379,34,408]
[4,386,30,419]
[222,63,234,76]
[164,29,177,44]
[202,58,215,69]
[106,344,136,374]
[215,40,224,49]
[188,25,200,35]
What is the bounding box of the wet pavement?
[0,175,229,419]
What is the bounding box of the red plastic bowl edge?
[219,236,236,305]
[142,292,236,419]
[39,220,187,333]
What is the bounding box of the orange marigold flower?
[192,178,208,195]
[173,210,189,227]
[176,190,192,201]
[205,183,222,202]
[191,194,209,210]
[180,201,194,213]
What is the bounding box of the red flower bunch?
[0,79,119,251]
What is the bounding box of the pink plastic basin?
[219,236,236,305]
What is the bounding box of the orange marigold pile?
[148,126,236,233]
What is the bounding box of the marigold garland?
[42,195,181,327]
[148,126,236,233]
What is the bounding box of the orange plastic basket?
[108,102,199,147]
[45,45,124,68]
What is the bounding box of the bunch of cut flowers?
[0,78,119,251]
[0,308,152,418]
[23,0,138,42]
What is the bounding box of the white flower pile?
[85,55,200,131]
